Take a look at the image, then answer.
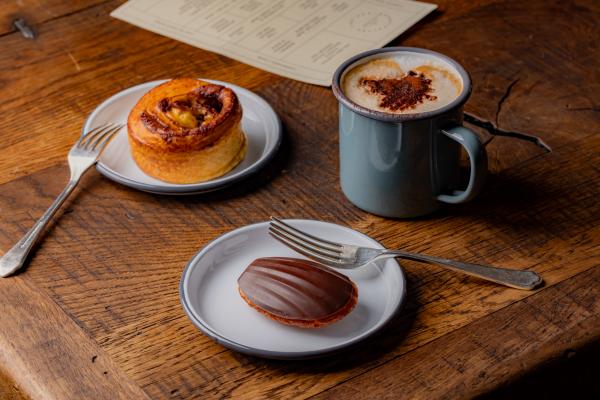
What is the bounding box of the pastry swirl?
[127,78,247,183]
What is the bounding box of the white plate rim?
[84,79,282,194]
[179,220,407,360]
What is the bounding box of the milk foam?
[342,52,463,114]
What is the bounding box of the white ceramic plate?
[180,220,406,359]
[84,79,282,194]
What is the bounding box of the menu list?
[111,0,437,86]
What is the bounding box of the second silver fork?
[269,217,543,290]
[0,123,122,277]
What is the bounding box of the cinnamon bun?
[127,78,247,183]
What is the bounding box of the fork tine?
[88,124,122,151]
[79,123,115,148]
[270,217,343,251]
[269,229,343,266]
[269,222,343,256]
[76,123,109,146]
[269,225,343,260]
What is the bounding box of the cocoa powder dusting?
[359,70,437,112]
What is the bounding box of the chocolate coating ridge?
[238,257,357,326]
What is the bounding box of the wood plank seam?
[308,266,600,399]
[0,0,113,39]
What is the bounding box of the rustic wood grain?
[0,127,596,399]
[0,369,29,400]
[0,0,279,186]
[0,0,598,398]
[0,0,110,36]
[1,0,598,185]
[313,266,600,399]
[0,277,150,399]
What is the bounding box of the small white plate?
[180,220,406,359]
[84,79,282,194]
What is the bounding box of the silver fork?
[269,217,543,290]
[0,123,122,278]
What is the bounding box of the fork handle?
[0,179,78,277]
[382,250,543,290]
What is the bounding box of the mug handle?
[437,126,488,204]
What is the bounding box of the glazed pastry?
[127,78,247,183]
[238,257,358,328]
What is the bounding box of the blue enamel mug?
[332,47,487,218]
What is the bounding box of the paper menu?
[111,0,437,86]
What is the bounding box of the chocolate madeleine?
[238,257,358,328]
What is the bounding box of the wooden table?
[1,1,599,399]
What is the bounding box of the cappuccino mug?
[332,47,487,218]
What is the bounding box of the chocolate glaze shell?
[238,257,358,328]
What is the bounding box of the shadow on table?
[11,124,291,274]
[178,125,292,203]
[478,339,600,400]
[443,169,575,237]
[95,123,292,207]
[242,272,420,372]
[341,167,565,228]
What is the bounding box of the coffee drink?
[332,47,486,218]
[342,53,463,114]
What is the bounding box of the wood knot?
[13,18,36,39]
